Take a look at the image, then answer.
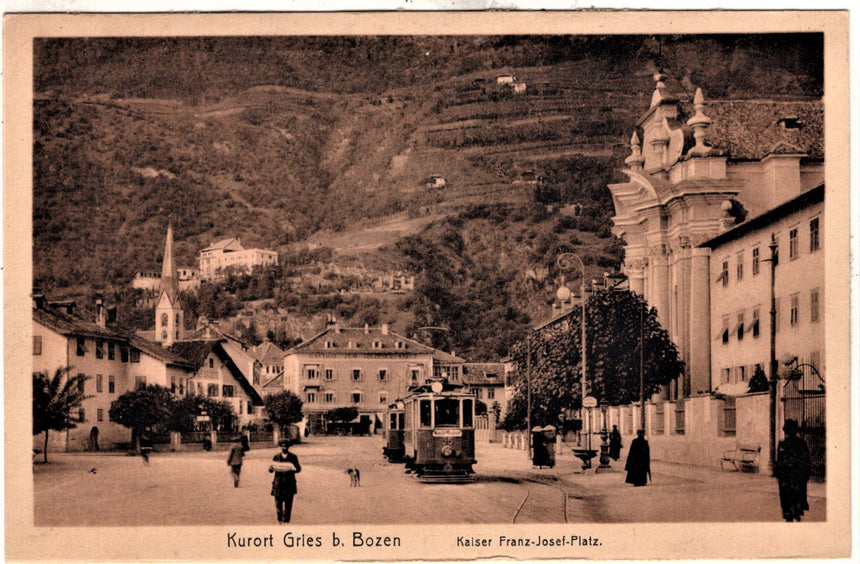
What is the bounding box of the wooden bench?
[720,444,761,472]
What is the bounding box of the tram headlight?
[441,445,453,457]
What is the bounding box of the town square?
[4,10,852,563]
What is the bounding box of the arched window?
[161,330,168,340]
[175,313,180,325]
[161,313,168,327]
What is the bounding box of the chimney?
[32,288,45,310]
[364,323,370,334]
[381,323,389,335]
[95,296,107,327]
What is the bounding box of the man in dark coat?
[269,439,301,523]
[227,438,246,488]
[774,419,811,522]
[609,425,623,461]
[624,429,650,486]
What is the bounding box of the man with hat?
[269,439,301,523]
[774,419,811,521]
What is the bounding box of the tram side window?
[389,413,398,429]
[398,412,405,429]
[463,399,474,427]
[435,398,460,427]
[419,400,432,427]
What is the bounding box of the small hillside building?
[198,237,278,280]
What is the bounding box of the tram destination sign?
[433,429,462,437]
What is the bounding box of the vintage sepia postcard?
[3,9,852,562]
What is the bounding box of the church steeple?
[155,220,183,347]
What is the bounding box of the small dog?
[347,468,361,487]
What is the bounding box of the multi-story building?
[702,185,824,395]
[608,72,823,399]
[32,296,196,451]
[462,363,508,418]
[278,322,465,433]
[252,339,285,386]
[198,237,278,281]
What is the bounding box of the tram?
[400,379,476,482]
[382,401,405,462]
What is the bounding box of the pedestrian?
[624,429,650,486]
[240,434,250,453]
[227,438,246,488]
[609,425,623,461]
[269,439,301,524]
[774,419,812,522]
[140,432,152,466]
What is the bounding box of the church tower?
[155,221,184,347]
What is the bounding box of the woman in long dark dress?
[774,419,811,522]
[269,439,301,523]
[624,430,650,486]
[609,425,623,461]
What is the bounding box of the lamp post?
[557,253,588,452]
[766,233,779,473]
[639,300,646,433]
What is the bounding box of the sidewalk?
[476,440,826,522]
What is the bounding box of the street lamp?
[556,253,589,454]
[765,233,779,473]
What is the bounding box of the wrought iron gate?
[781,363,825,482]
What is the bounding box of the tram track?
[510,475,571,524]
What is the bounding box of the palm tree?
[32,368,91,463]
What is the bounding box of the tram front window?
[435,398,460,427]
[389,413,398,429]
[420,400,432,427]
[463,399,474,427]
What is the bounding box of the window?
[161,313,168,327]
[107,342,115,360]
[33,335,42,355]
[352,369,362,382]
[161,330,168,340]
[306,367,318,380]
[752,308,760,338]
[76,337,86,357]
[129,348,140,363]
[735,312,745,341]
[97,408,104,422]
[248,402,255,415]
[96,374,103,393]
[419,400,432,427]
[325,368,335,380]
[809,217,820,252]
[721,316,730,344]
[306,392,317,403]
[222,385,234,398]
[78,408,86,423]
[752,247,760,276]
[120,346,129,363]
[77,374,86,392]
[175,313,180,325]
[208,383,219,397]
[736,252,744,281]
[435,398,460,427]
[790,293,799,326]
[487,388,495,400]
[135,375,146,390]
[739,365,747,382]
[410,369,420,383]
[721,368,731,384]
[463,399,474,428]
[209,358,214,369]
[352,392,362,404]
[108,375,115,393]
[95,340,105,359]
[810,288,820,322]
[324,392,335,403]
[789,228,799,260]
[719,260,729,286]
[379,393,388,404]
[378,369,387,381]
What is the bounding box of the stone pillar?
[210,430,218,448]
[651,255,671,328]
[689,248,712,395]
[170,431,181,452]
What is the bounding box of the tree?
[263,390,304,433]
[748,365,769,393]
[109,385,174,452]
[32,368,91,463]
[505,289,684,429]
[324,406,358,424]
